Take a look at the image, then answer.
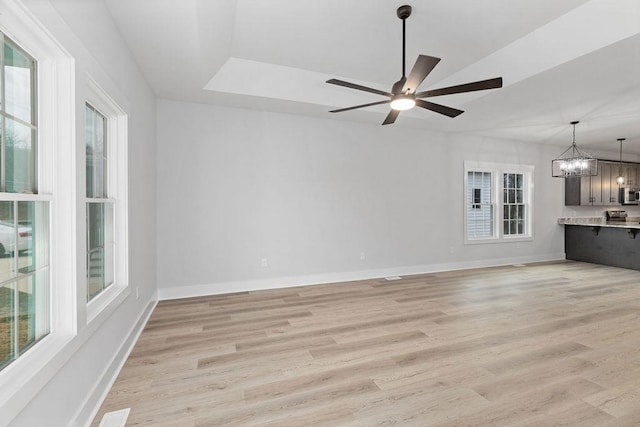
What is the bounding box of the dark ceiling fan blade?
[402,55,441,94]
[382,109,400,125]
[326,79,391,97]
[416,99,463,118]
[416,77,503,98]
[391,77,407,95]
[330,100,391,113]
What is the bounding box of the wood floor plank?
[92,261,640,426]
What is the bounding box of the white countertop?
[558,217,640,229]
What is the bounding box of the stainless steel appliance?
[606,210,627,222]
[619,187,639,205]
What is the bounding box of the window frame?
[85,102,114,302]
[84,76,128,324]
[464,161,534,244]
[0,32,49,372]
[0,33,38,193]
[0,0,77,419]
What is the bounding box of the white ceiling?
[102,0,640,155]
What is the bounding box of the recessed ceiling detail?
[104,0,640,152]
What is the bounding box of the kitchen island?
[558,217,640,271]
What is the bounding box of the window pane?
[96,113,105,156]
[86,104,95,152]
[517,220,524,234]
[473,188,481,204]
[0,201,16,283]
[5,117,35,193]
[17,270,49,353]
[86,104,107,198]
[87,202,114,301]
[87,248,104,301]
[0,282,16,368]
[510,220,517,235]
[467,171,494,239]
[508,189,515,203]
[4,38,35,124]
[0,200,50,358]
[0,201,49,280]
[503,220,509,235]
[510,205,518,220]
[17,201,49,275]
[87,156,106,199]
[516,189,523,204]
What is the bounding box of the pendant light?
[616,138,626,186]
[551,121,597,178]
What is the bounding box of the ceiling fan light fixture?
[390,94,416,111]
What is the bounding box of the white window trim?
[464,161,535,244]
[0,2,132,423]
[0,0,77,420]
[84,76,129,324]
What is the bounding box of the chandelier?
[551,121,597,178]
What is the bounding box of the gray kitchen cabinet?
[626,164,638,188]
[564,160,640,206]
[591,162,604,205]
[564,169,599,206]
[602,162,618,205]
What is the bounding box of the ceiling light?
[551,121,597,178]
[616,137,626,185]
[390,94,416,111]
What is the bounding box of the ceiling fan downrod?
[397,5,412,80]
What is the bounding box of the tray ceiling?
[96,0,640,154]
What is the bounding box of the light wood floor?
[93,261,640,426]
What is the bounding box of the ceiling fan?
[326,4,503,125]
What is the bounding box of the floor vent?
[384,276,403,281]
[99,408,130,427]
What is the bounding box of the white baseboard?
[73,298,157,427]
[158,253,566,300]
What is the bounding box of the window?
[464,161,534,243]
[466,171,493,239]
[0,3,77,421]
[85,104,114,301]
[503,173,525,236]
[0,33,50,371]
[84,78,128,318]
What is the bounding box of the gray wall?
[156,99,568,298]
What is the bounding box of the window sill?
[87,284,130,325]
[0,333,74,420]
[0,284,131,423]
[465,235,533,245]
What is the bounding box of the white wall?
[157,100,568,299]
[7,1,157,426]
